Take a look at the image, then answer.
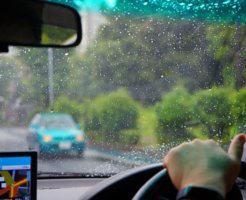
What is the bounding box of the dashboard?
[37,178,246,200]
[38,178,103,200]
[37,163,165,200]
[37,163,246,200]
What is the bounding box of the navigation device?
[0,152,37,200]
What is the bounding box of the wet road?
[0,127,133,174]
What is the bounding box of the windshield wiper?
[37,171,115,179]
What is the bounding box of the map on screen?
[0,156,32,200]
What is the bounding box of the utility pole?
[48,48,54,108]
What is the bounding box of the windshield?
[0,1,246,176]
[38,115,77,129]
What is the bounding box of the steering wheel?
[81,163,244,200]
[132,169,243,200]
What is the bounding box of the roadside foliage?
[1,15,246,147]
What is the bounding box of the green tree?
[84,89,139,141]
[0,58,18,99]
[206,25,246,88]
[232,87,246,132]
[53,96,83,122]
[66,56,111,101]
[19,48,74,108]
[82,16,211,104]
[194,87,234,140]
[156,86,194,143]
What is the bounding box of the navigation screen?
[0,156,32,200]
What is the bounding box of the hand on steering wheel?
[133,134,246,200]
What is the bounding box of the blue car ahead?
[27,113,86,157]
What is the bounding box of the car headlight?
[76,135,84,142]
[43,135,52,143]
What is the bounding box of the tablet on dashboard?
[0,152,37,200]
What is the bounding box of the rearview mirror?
[0,0,82,50]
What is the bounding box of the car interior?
[0,0,246,200]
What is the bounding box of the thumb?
[228,134,246,162]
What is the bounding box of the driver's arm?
[163,134,246,200]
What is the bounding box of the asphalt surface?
[0,127,134,174]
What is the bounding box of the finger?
[228,134,246,162]
[163,149,175,168]
[163,153,170,168]
[163,159,167,168]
